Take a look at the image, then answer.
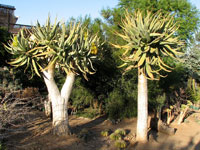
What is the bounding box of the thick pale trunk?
[43,69,75,135]
[136,72,148,142]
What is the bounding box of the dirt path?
[4,111,200,150]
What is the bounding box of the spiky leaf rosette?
[113,10,184,80]
[56,22,100,79]
[5,17,100,79]
[4,29,41,78]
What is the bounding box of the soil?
[4,110,200,150]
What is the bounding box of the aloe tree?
[112,10,183,142]
[5,18,100,135]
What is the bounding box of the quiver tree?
[5,17,101,135]
[112,10,184,142]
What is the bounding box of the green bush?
[0,67,22,96]
[105,73,138,120]
[106,88,125,120]
[186,78,200,103]
[114,128,126,136]
[109,132,122,141]
[76,107,99,119]
[114,139,127,149]
[101,129,112,137]
[70,78,95,111]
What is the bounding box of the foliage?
[105,78,138,120]
[0,27,11,67]
[109,132,122,141]
[114,128,126,136]
[112,10,184,79]
[103,0,200,44]
[70,78,94,110]
[5,17,101,79]
[101,128,127,149]
[100,1,195,122]
[0,67,22,97]
[105,88,125,120]
[160,63,188,93]
[148,89,165,112]
[67,16,124,119]
[186,78,200,102]
[114,140,127,149]
[185,32,200,78]
[101,129,112,137]
[76,108,99,119]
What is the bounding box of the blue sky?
[1,0,200,25]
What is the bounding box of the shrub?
[114,139,127,149]
[76,107,99,119]
[101,129,112,137]
[105,78,138,120]
[70,78,95,111]
[109,132,122,141]
[114,128,126,136]
[106,88,125,120]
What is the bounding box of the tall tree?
[5,18,101,135]
[112,10,183,142]
[102,0,200,44]
[185,32,200,78]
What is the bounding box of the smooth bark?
[136,72,148,142]
[43,69,75,135]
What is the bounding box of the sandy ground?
[4,111,200,150]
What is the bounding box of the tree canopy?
[102,0,200,44]
[112,10,184,79]
[185,32,200,78]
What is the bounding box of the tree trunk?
[136,72,148,142]
[43,69,75,135]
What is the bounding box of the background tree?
[5,18,101,135]
[112,10,183,142]
[119,0,200,42]
[185,32,200,78]
[111,0,200,44]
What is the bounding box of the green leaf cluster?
[113,10,184,80]
[5,17,101,79]
[111,0,200,43]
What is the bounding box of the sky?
[0,0,200,26]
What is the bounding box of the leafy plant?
[114,128,126,136]
[114,139,127,149]
[112,9,183,142]
[109,132,122,141]
[76,108,99,119]
[4,16,103,135]
[70,78,95,111]
[101,129,112,137]
[106,88,125,120]
[113,10,184,79]
[187,78,200,102]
